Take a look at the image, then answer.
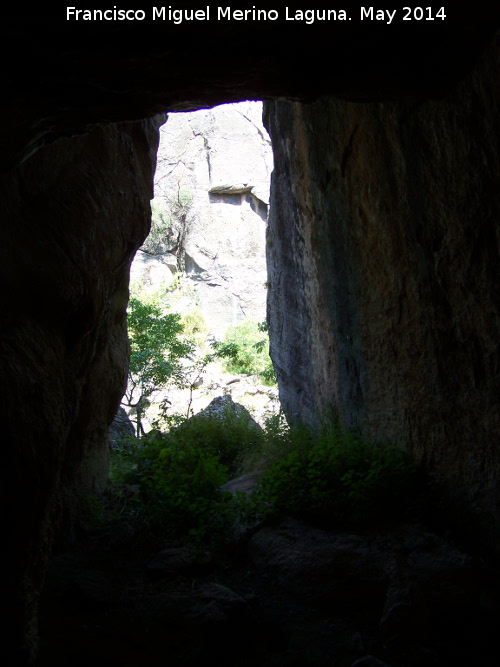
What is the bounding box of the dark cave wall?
[265,36,500,518]
[0,116,161,661]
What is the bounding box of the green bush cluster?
[110,409,420,546]
[149,199,172,243]
[180,306,210,352]
[222,318,276,385]
[123,293,194,434]
[166,407,264,475]
[257,416,419,528]
[116,408,264,543]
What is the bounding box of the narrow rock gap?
[125,100,278,431]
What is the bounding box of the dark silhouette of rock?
[39,514,500,666]
[109,408,135,448]
[265,36,500,535]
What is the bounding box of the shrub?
[222,318,276,385]
[122,293,194,434]
[177,184,193,210]
[150,199,172,240]
[180,307,210,352]
[144,186,193,254]
[109,408,420,546]
[118,433,228,543]
[255,417,420,528]
[171,406,264,476]
[117,408,264,543]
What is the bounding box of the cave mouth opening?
[117,99,278,446]
[34,34,500,664]
[105,99,281,577]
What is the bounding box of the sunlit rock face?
[139,101,273,339]
[265,36,500,525]
[0,116,162,662]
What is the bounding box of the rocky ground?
[38,490,500,666]
[116,367,280,441]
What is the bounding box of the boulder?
[109,408,135,448]
[129,249,178,288]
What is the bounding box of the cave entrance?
[118,101,279,440]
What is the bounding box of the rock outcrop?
[0,116,162,662]
[39,514,500,666]
[141,102,272,338]
[265,36,500,528]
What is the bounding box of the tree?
[142,182,193,256]
[122,294,193,435]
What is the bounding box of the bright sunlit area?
[120,101,279,437]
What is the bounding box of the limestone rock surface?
[144,102,273,338]
[0,116,161,661]
[130,249,177,289]
[265,37,500,527]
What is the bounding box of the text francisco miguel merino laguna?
[66,6,447,25]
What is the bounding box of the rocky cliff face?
[0,117,161,662]
[265,36,500,524]
[139,102,272,339]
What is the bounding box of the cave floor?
[38,506,500,667]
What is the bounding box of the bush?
[180,307,210,352]
[255,417,420,528]
[123,292,194,434]
[117,433,228,543]
[116,407,264,543]
[150,199,172,241]
[109,408,420,546]
[222,318,276,385]
[144,186,193,255]
[171,406,264,475]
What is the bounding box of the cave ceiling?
[1,8,496,170]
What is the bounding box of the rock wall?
[0,117,161,662]
[265,37,500,522]
[142,102,272,339]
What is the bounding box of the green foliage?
[137,438,229,541]
[123,290,194,434]
[145,185,193,254]
[150,199,172,242]
[222,318,276,385]
[177,184,193,210]
[163,183,192,227]
[128,297,191,388]
[180,307,209,352]
[123,283,252,429]
[255,417,419,528]
[117,409,263,543]
[172,407,264,475]
[109,406,420,547]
